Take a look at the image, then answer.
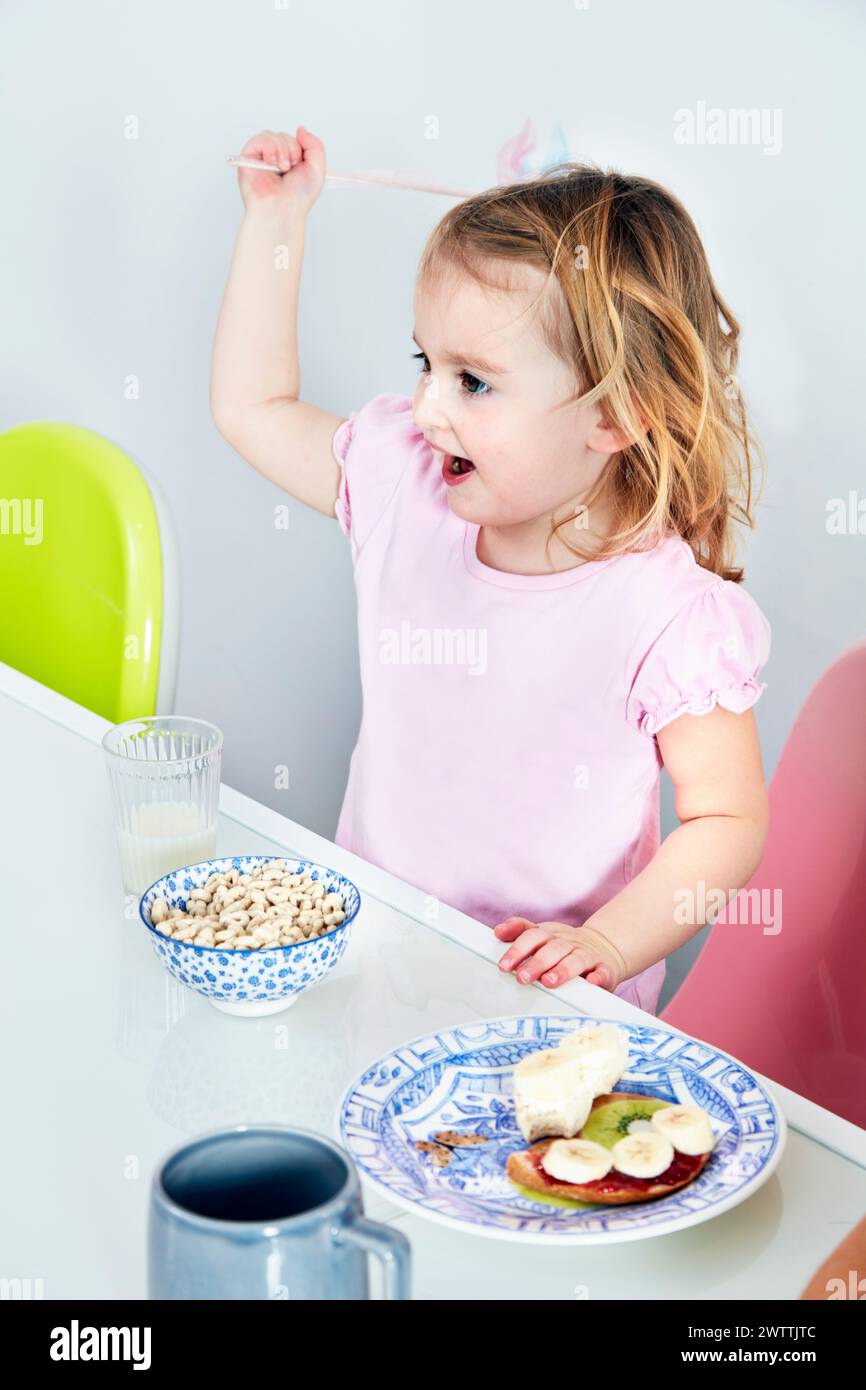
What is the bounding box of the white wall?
[3,0,864,1005]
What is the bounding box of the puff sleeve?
[625,578,772,737]
[331,392,417,559]
[331,411,355,542]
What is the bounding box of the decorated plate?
[336,1015,787,1244]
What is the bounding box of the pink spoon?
[226,154,473,198]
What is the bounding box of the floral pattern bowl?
[139,855,361,1017]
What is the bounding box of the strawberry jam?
[529,1143,706,1195]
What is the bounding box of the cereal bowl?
[139,855,361,1018]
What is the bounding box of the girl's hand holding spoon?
[232,127,327,215]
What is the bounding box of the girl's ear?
[590,419,638,453]
[589,399,649,454]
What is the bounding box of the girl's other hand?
[236,126,326,215]
[494,916,624,991]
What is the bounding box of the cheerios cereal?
[148,860,347,950]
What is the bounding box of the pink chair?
[661,639,866,1130]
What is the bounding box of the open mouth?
[448,455,475,475]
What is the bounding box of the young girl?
[211,126,772,1017]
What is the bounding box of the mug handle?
[332,1216,411,1300]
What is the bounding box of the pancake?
[506,1091,713,1205]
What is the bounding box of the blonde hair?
[417,162,764,581]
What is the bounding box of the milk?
[118,799,218,895]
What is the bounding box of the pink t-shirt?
[331,392,772,1015]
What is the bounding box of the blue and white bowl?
[139,855,361,1018]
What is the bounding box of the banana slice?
[651,1104,715,1155]
[513,1048,595,1143]
[556,1024,629,1093]
[514,1047,587,1104]
[611,1132,675,1179]
[541,1138,614,1185]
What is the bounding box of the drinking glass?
[102,716,223,896]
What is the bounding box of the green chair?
[0,422,179,721]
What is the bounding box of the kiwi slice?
[581,1095,671,1149]
[510,1182,595,1210]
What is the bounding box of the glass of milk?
[103,717,223,897]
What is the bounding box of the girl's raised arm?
[210,126,346,519]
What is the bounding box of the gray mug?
[148,1124,411,1299]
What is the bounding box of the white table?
[2,659,865,1300]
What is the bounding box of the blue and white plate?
[336,1014,787,1244]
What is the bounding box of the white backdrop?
[3,0,864,1005]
